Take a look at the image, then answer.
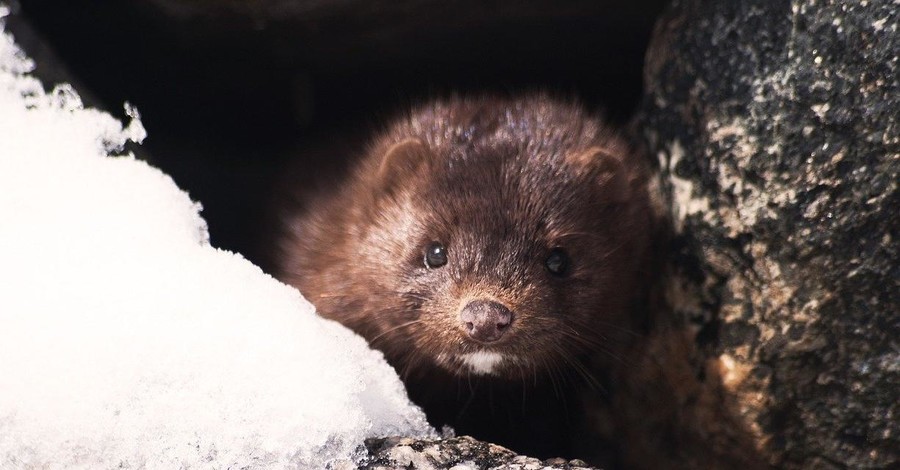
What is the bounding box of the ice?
[0,8,434,469]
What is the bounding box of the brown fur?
[272,95,659,462]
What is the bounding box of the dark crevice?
[16,0,669,265]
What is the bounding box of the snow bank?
[0,7,433,469]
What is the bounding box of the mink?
[271,95,659,463]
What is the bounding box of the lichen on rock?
[634,0,899,467]
[361,436,599,470]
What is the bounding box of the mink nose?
[459,300,513,343]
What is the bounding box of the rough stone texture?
[634,0,899,468]
[361,436,599,470]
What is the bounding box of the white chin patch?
[458,351,506,375]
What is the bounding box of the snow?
[0,7,433,469]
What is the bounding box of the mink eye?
[424,242,448,268]
[545,248,570,277]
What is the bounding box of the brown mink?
[272,95,658,463]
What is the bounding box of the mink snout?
[459,299,514,343]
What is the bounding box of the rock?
[633,0,899,468]
[361,436,601,470]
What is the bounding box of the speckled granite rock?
[360,436,599,470]
[634,0,899,468]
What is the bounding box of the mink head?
[278,96,654,380]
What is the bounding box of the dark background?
[13,0,668,265]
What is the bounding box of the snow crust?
[0,8,433,468]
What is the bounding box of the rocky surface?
[360,436,599,470]
[634,0,899,468]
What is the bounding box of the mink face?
[275,96,654,381]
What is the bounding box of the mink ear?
[568,146,631,202]
[376,138,431,192]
